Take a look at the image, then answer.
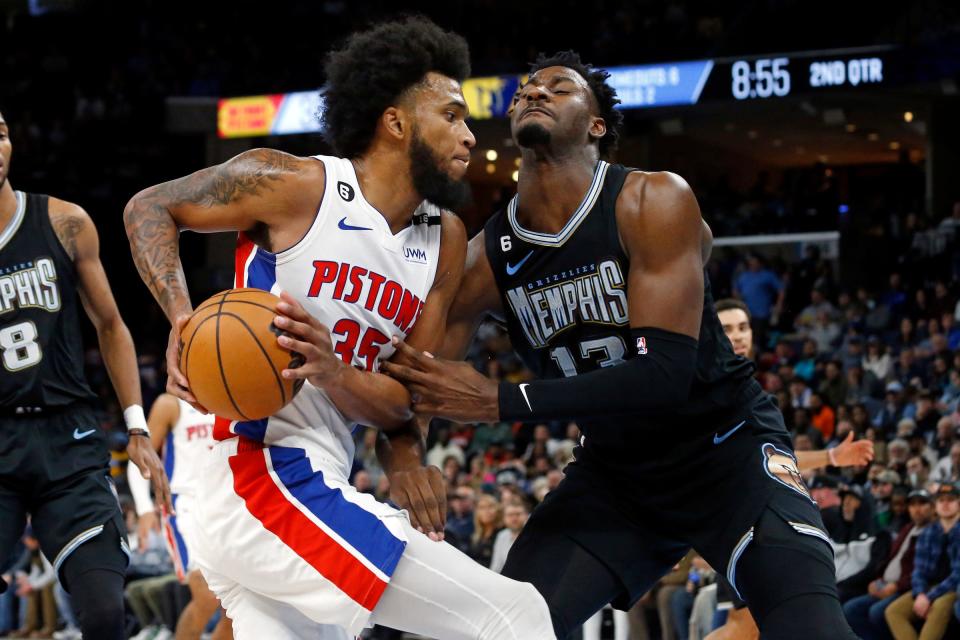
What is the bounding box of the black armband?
[499,327,699,422]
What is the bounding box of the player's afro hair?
[322,17,471,158]
[529,51,623,158]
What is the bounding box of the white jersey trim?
[0,191,27,251]
[507,160,609,247]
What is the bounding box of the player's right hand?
[167,314,207,413]
[387,465,447,542]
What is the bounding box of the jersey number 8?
[1,321,42,372]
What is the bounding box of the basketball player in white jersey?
[123,17,555,640]
[128,394,233,640]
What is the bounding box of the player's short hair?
[715,298,751,320]
[529,50,623,158]
[321,16,471,158]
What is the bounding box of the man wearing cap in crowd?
[826,484,882,603]
[873,470,904,531]
[885,482,960,638]
[843,489,935,639]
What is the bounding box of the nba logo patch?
[636,336,648,355]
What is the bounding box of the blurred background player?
[0,108,170,640]
[128,393,232,640]
[124,17,555,640]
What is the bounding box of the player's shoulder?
[438,210,467,245]
[46,196,95,260]
[47,195,91,221]
[617,170,701,232]
[228,148,325,193]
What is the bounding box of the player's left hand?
[127,435,174,514]
[387,465,447,542]
[381,338,500,423]
[832,432,874,467]
[913,593,931,618]
[273,291,342,386]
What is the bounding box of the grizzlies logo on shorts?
[762,443,813,502]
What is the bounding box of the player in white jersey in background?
[123,17,555,640]
[128,394,233,640]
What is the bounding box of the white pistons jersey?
[165,398,216,497]
[213,154,442,478]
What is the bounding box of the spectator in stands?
[933,442,960,485]
[824,485,878,598]
[522,424,563,463]
[7,527,57,639]
[864,337,894,381]
[914,391,943,437]
[821,360,850,409]
[885,482,960,639]
[426,426,465,469]
[932,418,956,460]
[490,500,529,573]
[872,470,903,531]
[733,254,784,350]
[468,494,502,567]
[810,391,837,442]
[794,340,819,382]
[844,488,934,640]
[907,456,932,491]
[445,485,476,553]
[877,383,909,436]
[939,371,960,414]
[888,489,912,535]
[796,288,838,330]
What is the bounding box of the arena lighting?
[485,149,498,162]
[217,45,902,137]
[889,141,901,150]
[486,163,496,174]
[845,123,857,133]
[511,170,519,182]
[903,111,914,122]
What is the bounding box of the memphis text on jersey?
[506,258,628,349]
[0,257,60,315]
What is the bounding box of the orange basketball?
[179,288,303,421]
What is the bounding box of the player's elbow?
[123,187,175,235]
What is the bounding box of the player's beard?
[409,129,471,212]
[516,121,552,149]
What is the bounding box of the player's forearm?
[439,316,482,360]
[499,328,698,422]
[321,366,413,431]
[796,450,829,471]
[123,190,192,322]
[375,419,426,474]
[97,316,142,408]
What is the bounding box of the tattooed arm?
[50,197,172,512]
[123,149,324,407]
[123,148,324,322]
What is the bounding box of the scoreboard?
[217,46,907,138]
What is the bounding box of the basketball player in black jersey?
[0,109,171,640]
[383,52,859,639]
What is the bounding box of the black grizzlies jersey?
[484,162,757,444]
[0,192,96,409]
